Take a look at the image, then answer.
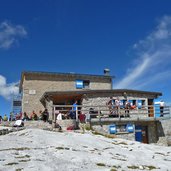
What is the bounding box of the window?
[76,80,90,89]
[83,80,90,89]
[132,100,136,106]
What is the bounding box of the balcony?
[52,105,171,125]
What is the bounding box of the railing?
[52,105,171,123]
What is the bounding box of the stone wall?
[22,76,111,116]
[157,119,171,146]
[82,93,149,116]
[90,120,158,143]
[92,125,135,141]
[147,122,158,143]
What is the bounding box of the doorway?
[135,125,148,143]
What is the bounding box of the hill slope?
[0,128,171,171]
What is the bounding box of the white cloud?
[0,75,19,100]
[114,15,171,90]
[0,21,27,49]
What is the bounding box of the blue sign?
[76,80,83,89]
[126,124,134,133]
[109,124,117,134]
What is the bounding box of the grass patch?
[92,131,116,139]
[112,165,121,169]
[56,147,64,150]
[0,147,30,152]
[84,124,91,131]
[16,169,23,171]
[128,165,157,170]
[35,159,45,161]
[127,165,139,169]
[110,169,117,171]
[18,159,31,162]
[92,131,103,136]
[145,165,157,170]
[65,147,70,150]
[15,155,30,159]
[56,147,71,150]
[155,152,166,156]
[103,147,113,150]
[5,162,19,166]
[105,134,116,138]
[112,157,127,161]
[96,163,106,167]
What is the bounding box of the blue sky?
[0,0,171,116]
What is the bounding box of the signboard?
[76,80,83,89]
[12,95,22,115]
[29,90,36,95]
[13,101,22,106]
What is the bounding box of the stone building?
[19,70,113,115]
[19,70,165,144]
[19,70,161,116]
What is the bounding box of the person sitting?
[3,114,8,121]
[56,111,63,120]
[30,110,38,120]
[69,109,76,119]
[16,113,22,120]
[38,110,43,120]
[89,108,98,118]
[22,112,30,121]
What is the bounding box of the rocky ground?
[0,127,171,171]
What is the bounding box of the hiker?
[115,97,120,115]
[0,115,2,123]
[30,110,38,120]
[159,100,165,117]
[106,97,114,114]
[125,100,130,117]
[69,100,78,119]
[3,114,8,121]
[22,112,30,121]
[79,112,86,133]
[42,109,49,122]
[9,112,14,121]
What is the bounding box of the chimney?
[104,68,110,76]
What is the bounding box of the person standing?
[42,109,49,122]
[125,100,130,117]
[115,97,120,116]
[72,100,78,119]
[160,100,165,117]
[106,97,113,115]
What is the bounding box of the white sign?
[29,90,36,95]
